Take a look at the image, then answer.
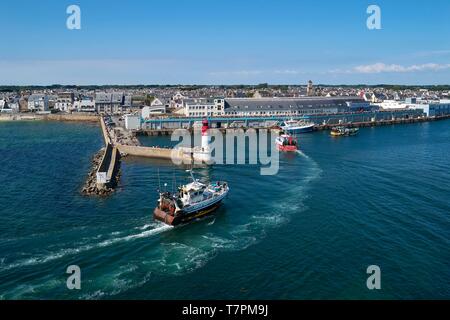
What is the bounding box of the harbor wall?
[44,113,99,122]
[137,113,450,135]
[99,116,112,145]
[0,113,99,122]
[96,143,121,189]
[116,144,191,162]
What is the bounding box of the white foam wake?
[0,223,173,272]
[296,149,311,159]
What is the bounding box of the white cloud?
[331,62,450,74]
[356,63,450,73]
[274,69,303,75]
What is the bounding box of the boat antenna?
[172,170,175,193]
[186,169,196,183]
[157,168,161,192]
[174,172,177,190]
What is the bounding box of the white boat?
[280,119,314,133]
[153,170,229,226]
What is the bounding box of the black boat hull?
[154,201,223,226]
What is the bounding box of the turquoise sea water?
[0,120,449,299]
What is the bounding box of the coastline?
[0,113,99,123]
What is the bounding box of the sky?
[1,0,450,85]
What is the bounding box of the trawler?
[153,170,229,226]
[280,119,314,133]
[275,134,298,152]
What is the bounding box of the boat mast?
[157,168,161,192]
[186,169,196,183]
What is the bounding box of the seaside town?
[1,82,450,127]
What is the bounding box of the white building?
[124,114,141,130]
[0,99,14,113]
[1,99,19,113]
[27,94,49,112]
[55,92,74,112]
[376,100,408,110]
[141,105,166,119]
[170,92,186,109]
[74,97,96,112]
[407,100,450,117]
[151,97,164,107]
[184,98,225,117]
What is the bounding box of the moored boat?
[330,126,359,137]
[153,170,229,226]
[280,119,314,133]
[275,134,298,152]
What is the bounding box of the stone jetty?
[81,116,122,196]
[81,148,118,196]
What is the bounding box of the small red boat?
[275,134,298,152]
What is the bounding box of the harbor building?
[222,97,369,116]
[376,100,407,110]
[375,98,450,117]
[124,114,141,130]
[407,100,450,117]
[141,105,167,119]
[183,96,368,118]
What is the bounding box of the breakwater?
[117,144,190,161]
[82,117,121,196]
[82,144,122,196]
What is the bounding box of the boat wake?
[296,149,311,159]
[1,156,322,299]
[0,223,173,272]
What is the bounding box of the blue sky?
[1,0,450,85]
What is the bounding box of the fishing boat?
[153,170,229,226]
[280,119,314,133]
[330,126,359,137]
[275,134,298,152]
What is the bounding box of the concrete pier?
[137,113,450,135]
